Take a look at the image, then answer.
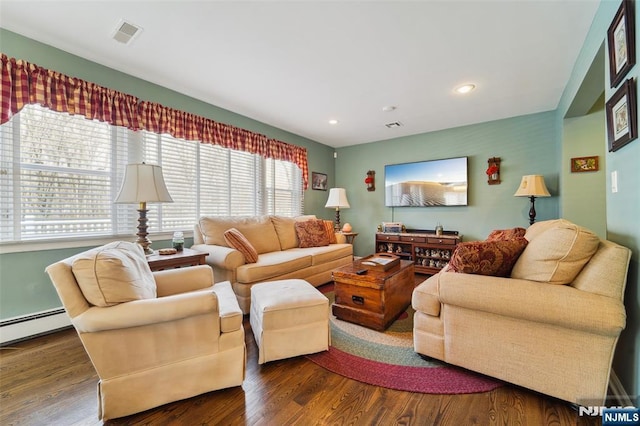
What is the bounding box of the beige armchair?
[45,242,246,421]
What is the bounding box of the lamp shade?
[514,175,550,198]
[114,163,174,203]
[325,188,350,209]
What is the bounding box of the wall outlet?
[611,170,618,193]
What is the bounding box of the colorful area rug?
[306,283,503,394]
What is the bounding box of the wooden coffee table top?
[332,259,414,289]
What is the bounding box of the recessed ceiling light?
[328,119,339,125]
[382,105,397,112]
[455,84,476,94]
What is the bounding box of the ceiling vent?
[112,20,143,45]
[385,121,403,128]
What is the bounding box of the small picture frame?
[570,156,599,173]
[608,0,636,88]
[311,172,327,190]
[606,78,638,152]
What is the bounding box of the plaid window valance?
[0,53,308,188]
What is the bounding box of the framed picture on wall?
[570,156,599,173]
[606,78,638,152]
[608,0,636,88]
[311,172,327,190]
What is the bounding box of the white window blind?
[0,104,303,243]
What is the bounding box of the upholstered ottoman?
[250,279,330,364]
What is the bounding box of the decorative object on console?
[365,170,375,191]
[114,163,173,255]
[606,78,638,152]
[513,175,550,225]
[607,0,635,88]
[382,222,403,233]
[486,157,501,185]
[342,223,352,232]
[570,156,599,173]
[325,188,350,231]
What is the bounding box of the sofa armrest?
[153,265,214,297]
[191,243,245,270]
[212,281,243,332]
[437,272,626,336]
[72,290,219,333]
[335,233,346,244]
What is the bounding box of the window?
[0,105,303,243]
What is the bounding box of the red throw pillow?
[486,227,527,241]
[448,238,529,277]
[223,228,259,263]
[322,220,338,244]
[295,220,330,248]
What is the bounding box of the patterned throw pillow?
[295,219,331,248]
[486,227,527,241]
[449,238,529,277]
[223,228,259,263]
[322,220,338,244]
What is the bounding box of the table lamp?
[514,175,550,225]
[115,163,173,254]
[325,188,350,231]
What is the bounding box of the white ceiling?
[0,0,599,148]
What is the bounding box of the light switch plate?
[611,171,618,193]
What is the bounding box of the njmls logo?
[602,407,639,425]
[578,406,634,417]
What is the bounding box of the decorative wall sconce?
[486,157,501,185]
[365,170,375,191]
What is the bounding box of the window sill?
[0,231,192,254]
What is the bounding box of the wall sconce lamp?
[486,157,501,185]
[514,175,550,225]
[115,163,173,254]
[325,188,350,231]
[365,170,375,191]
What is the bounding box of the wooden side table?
[341,232,358,244]
[146,248,207,271]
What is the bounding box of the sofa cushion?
[511,219,600,285]
[448,238,529,277]
[322,220,338,244]
[271,215,317,250]
[486,227,526,241]
[71,241,156,307]
[223,228,258,263]
[287,244,353,265]
[199,215,281,254]
[295,219,330,248]
[236,251,313,283]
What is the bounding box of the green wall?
[335,111,560,257]
[0,29,335,320]
[562,95,607,238]
[557,0,640,401]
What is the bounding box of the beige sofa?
[192,215,353,313]
[412,219,631,405]
[46,242,245,420]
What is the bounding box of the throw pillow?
[71,241,156,307]
[486,227,526,241]
[295,219,331,248]
[323,220,338,244]
[511,220,600,285]
[224,228,259,263]
[448,238,529,277]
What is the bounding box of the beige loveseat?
[192,215,353,313]
[412,219,631,405]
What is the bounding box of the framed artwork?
[606,78,638,152]
[311,172,327,190]
[570,156,599,173]
[608,0,636,88]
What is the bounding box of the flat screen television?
[384,157,468,207]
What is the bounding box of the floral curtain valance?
[1,53,308,188]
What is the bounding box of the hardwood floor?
[1,279,601,425]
